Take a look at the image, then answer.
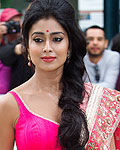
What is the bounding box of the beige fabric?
[86,84,103,135]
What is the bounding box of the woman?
[0,0,120,149]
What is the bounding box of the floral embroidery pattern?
[87,88,120,150]
[114,122,120,150]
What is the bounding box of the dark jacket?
[0,39,34,90]
[116,72,120,91]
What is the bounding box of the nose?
[93,39,98,45]
[43,40,53,52]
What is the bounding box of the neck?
[29,67,63,94]
[89,55,103,64]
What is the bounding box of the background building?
[1,0,120,42]
[78,0,103,30]
[78,0,119,43]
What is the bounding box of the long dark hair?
[111,33,120,53]
[22,0,89,149]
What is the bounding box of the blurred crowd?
[0,8,120,95]
[0,8,34,94]
[0,3,120,150]
[84,25,120,91]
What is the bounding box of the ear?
[104,39,108,49]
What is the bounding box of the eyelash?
[33,37,63,43]
[33,38,43,43]
[53,37,63,42]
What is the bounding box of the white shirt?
[84,49,120,89]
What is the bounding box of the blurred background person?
[110,33,120,91]
[110,33,120,53]
[110,33,120,150]
[0,8,34,94]
[0,21,11,94]
[84,25,120,89]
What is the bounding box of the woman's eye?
[53,37,63,42]
[33,38,43,43]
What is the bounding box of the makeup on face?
[41,56,56,62]
[28,17,69,72]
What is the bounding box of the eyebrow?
[87,36,104,38]
[31,31,65,36]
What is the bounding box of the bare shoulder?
[0,93,20,126]
[0,93,19,149]
[0,93,18,111]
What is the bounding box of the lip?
[41,56,56,62]
[91,47,99,51]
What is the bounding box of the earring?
[66,51,70,64]
[28,54,32,67]
[67,51,70,59]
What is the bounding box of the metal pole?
[68,0,78,21]
[104,0,119,43]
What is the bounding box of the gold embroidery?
[116,95,120,103]
[88,142,98,150]
[87,87,120,149]
[116,136,120,141]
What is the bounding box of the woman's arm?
[0,94,18,150]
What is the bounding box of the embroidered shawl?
[85,84,120,149]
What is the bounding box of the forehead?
[29,17,66,34]
[86,28,105,38]
[10,15,21,22]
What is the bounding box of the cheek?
[28,46,42,64]
[86,44,91,50]
[29,41,41,55]
[100,43,105,49]
[29,48,41,59]
[89,42,93,46]
[58,47,68,61]
[62,43,68,53]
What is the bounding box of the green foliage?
[1,0,28,10]
[1,0,78,20]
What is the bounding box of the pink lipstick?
[41,56,56,62]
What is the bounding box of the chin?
[39,67,57,72]
[88,51,103,57]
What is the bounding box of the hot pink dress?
[9,83,120,150]
[9,91,62,150]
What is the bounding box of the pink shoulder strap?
[9,90,28,114]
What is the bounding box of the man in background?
[0,8,33,94]
[84,25,119,89]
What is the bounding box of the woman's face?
[28,17,69,72]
